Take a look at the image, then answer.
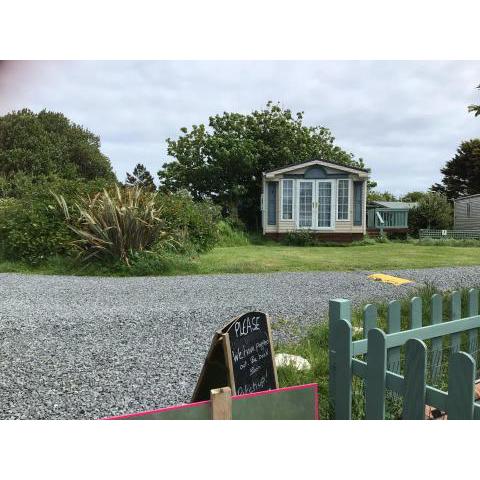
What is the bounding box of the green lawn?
[190,243,480,274]
[1,242,479,276]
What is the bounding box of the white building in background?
[261,159,369,241]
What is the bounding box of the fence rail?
[329,289,480,420]
[419,229,480,240]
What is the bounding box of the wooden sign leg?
[211,387,232,420]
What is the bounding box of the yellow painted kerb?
[368,273,414,286]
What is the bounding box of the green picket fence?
[328,289,480,420]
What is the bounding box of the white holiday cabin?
[261,159,369,241]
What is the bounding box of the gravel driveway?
[1,266,479,420]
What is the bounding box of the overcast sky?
[0,60,479,196]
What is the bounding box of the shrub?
[376,234,390,243]
[55,185,169,265]
[156,190,221,253]
[0,197,73,264]
[222,214,246,232]
[216,221,250,247]
[352,235,377,246]
[282,230,317,246]
[124,250,199,276]
[0,175,220,266]
[0,173,111,202]
[409,192,453,234]
[0,175,111,264]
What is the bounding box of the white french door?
[297,180,335,229]
[298,180,314,228]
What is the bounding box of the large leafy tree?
[432,139,480,200]
[0,109,115,180]
[125,163,156,191]
[158,101,366,228]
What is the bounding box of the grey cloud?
[0,60,479,196]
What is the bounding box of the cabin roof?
[263,159,369,177]
[454,193,480,202]
[368,201,417,210]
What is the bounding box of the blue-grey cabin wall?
[267,182,277,225]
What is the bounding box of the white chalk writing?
[233,315,261,338]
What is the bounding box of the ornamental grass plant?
[55,185,170,265]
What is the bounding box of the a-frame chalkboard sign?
[192,312,279,402]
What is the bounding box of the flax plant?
[54,185,168,265]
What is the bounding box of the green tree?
[158,101,366,228]
[368,190,397,202]
[468,84,480,117]
[0,109,115,180]
[432,139,480,200]
[125,163,156,191]
[408,192,452,233]
[401,191,425,202]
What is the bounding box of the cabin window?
[282,179,294,220]
[267,182,277,225]
[337,179,349,220]
[299,181,314,227]
[467,202,471,218]
[353,181,363,226]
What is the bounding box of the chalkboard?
[224,312,278,395]
[192,311,278,402]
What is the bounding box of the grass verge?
[1,240,480,277]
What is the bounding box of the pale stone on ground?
[275,353,311,371]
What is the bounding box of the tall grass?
[215,221,250,247]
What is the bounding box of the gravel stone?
[1,266,479,419]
